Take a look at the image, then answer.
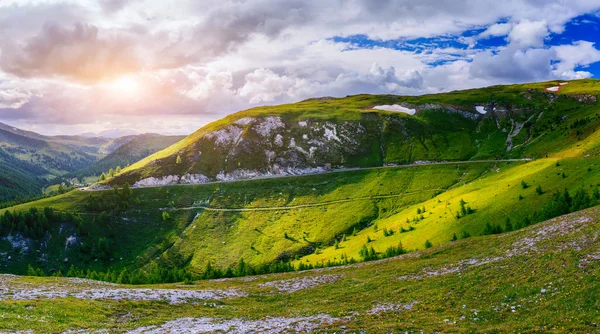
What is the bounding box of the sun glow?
[110,76,141,96]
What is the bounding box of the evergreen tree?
[424,240,433,248]
[536,185,544,195]
[176,155,183,164]
[504,217,513,231]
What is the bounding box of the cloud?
[470,46,555,81]
[1,0,600,135]
[553,41,600,75]
[507,20,549,48]
[0,22,142,83]
[479,22,514,39]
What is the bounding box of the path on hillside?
[171,189,446,213]
[82,158,532,192]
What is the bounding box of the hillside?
[101,79,600,189]
[0,80,600,280]
[1,205,599,332]
[70,134,185,179]
[0,122,184,201]
[2,79,600,283]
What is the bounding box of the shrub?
[536,185,544,195]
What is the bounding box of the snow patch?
[546,86,560,92]
[475,106,487,114]
[298,121,308,127]
[373,104,416,115]
[559,82,569,86]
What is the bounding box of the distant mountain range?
[78,129,140,139]
[0,121,185,202]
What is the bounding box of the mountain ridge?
[98,79,600,189]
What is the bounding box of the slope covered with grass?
[70,134,185,179]
[0,205,599,332]
[102,79,600,188]
[2,79,600,283]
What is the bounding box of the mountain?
[78,129,139,138]
[2,79,600,280]
[0,147,47,202]
[0,122,185,201]
[70,134,185,179]
[101,79,600,189]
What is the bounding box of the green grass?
[0,205,598,332]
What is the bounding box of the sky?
[0,0,600,136]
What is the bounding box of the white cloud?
[1,0,600,134]
[507,20,549,48]
[553,41,600,75]
[479,22,513,39]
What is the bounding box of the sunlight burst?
[110,76,141,96]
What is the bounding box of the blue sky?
[332,13,600,75]
[0,0,599,135]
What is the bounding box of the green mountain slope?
[0,148,47,202]
[101,79,600,188]
[1,205,599,332]
[1,79,600,283]
[70,134,185,179]
[0,122,185,202]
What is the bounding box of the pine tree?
[424,240,433,248]
[27,264,37,276]
[505,217,513,231]
[115,166,121,174]
[536,185,544,195]
[451,233,458,241]
[99,173,106,181]
[176,155,182,164]
[108,168,115,178]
